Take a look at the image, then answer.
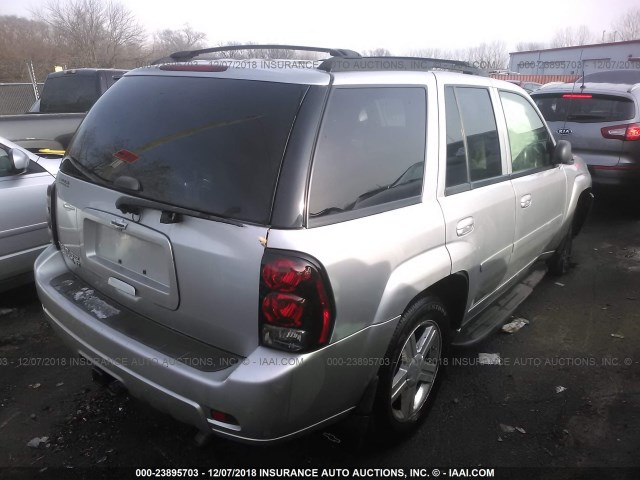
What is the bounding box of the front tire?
[373,296,449,436]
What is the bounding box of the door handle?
[520,194,532,208]
[456,217,474,237]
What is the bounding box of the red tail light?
[259,251,334,352]
[601,123,640,141]
[46,182,60,249]
[562,93,592,99]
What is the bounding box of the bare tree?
[33,0,145,67]
[409,48,460,60]
[103,1,146,66]
[153,24,207,57]
[515,41,546,52]
[465,41,508,70]
[611,7,640,41]
[363,48,392,56]
[550,26,594,48]
[208,42,323,60]
[0,15,58,82]
[551,27,572,48]
[575,25,595,45]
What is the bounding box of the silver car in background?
[531,78,640,191]
[0,138,60,291]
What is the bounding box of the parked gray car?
[531,79,640,191]
[35,46,593,444]
[0,138,60,291]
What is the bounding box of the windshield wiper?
[115,195,245,227]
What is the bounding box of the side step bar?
[451,266,547,347]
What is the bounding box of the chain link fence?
[0,83,43,115]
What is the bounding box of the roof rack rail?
[152,44,361,65]
[628,83,640,93]
[319,56,486,76]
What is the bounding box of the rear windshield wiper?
[115,195,245,227]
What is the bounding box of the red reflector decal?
[159,64,228,72]
[113,149,139,163]
[562,94,592,99]
[210,409,238,425]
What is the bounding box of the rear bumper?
[35,246,397,444]
[588,165,640,189]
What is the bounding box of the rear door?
[533,91,636,167]
[437,84,516,315]
[498,90,566,278]
[54,73,311,357]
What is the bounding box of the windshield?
[63,75,308,224]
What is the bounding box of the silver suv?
[531,76,640,191]
[35,45,594,444]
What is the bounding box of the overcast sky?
[1,0,634,53]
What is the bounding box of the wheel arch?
[572,187,593,237]
[403,272,469,332]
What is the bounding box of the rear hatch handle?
[115,195,245,227]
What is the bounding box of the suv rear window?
[40,74,101,113]
[533,93,635,123]
[63,75,308,224]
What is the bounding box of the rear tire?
[373,296,449,437]
[548,224,573,276]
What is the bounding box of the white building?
[509,40,640,76]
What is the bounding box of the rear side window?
[64,76,308,224]
[444,86,502,191]
[308,87,426,223]
[499,91,554,173]
[534,93,635,123]
[40,74,101,113]
[444,87,467,188]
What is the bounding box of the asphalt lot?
[0,193,638,480]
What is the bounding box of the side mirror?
[10,147,31,174]
[553,140,573,165]
[0,145,30,176]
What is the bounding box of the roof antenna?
[579,62,586,90]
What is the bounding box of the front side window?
[308,87,426,222]
[500,91,554,172]
[0,146,11,177]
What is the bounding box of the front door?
[498,90,566,278]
